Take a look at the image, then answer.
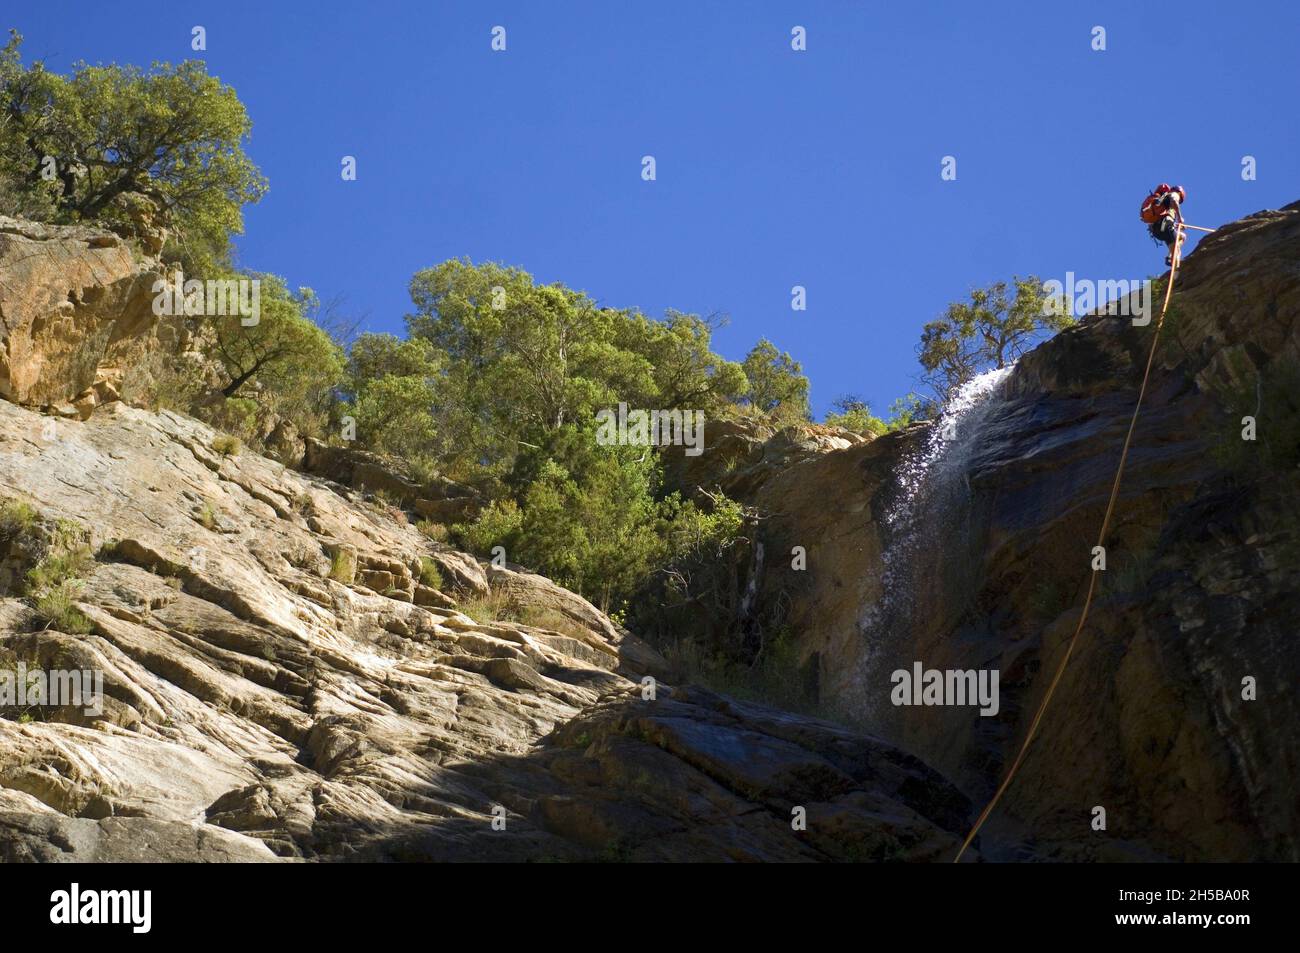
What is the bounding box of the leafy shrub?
[662,493,746,561]
[9,516,96,633]
[627,491,759,670]
[824,397,887,436]
[456,499,523,561]
[883,393,934,430]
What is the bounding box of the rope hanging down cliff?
[953,218,1199,863]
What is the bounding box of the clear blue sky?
[13,1,1300,416]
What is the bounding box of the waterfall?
[852,364,1016,729]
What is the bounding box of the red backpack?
[1141,184,1184,223]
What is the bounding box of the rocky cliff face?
[0,221,970,860]
[0,401,969,862]
[0,217,179,417]
[4,203,1294,864]
[715,202,1300,861]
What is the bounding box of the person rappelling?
[1141,183,1187,266]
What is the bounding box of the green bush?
[454,430,678,611]
[418,556,444,590]
[16,519,94,634]
[34,580,93,634]
[825,397,887,436]
[24,521,91,594]
[456,499,523,560]
[415,519,448,542]
[211,434,242,457]
[0,499,37,541]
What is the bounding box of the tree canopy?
[917,276,1072,399]
[740,338,810,423]
[342,333,442,466]
[0,31,265,268]
[401,259,751,483]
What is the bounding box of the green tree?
[346,332,441,385]
[0,32,265,267]
[824,395,887,435]
[351,376,440,465]
[885,393,935,430]
[918,276,1072,401]
[741,338,811,422]
[407,260,616,442]
[207,274,344,421]
[0,33,60,220]
[611,309,748,410]
[458,425,670,609]
[406,260,752,485]
[343,333,442,463]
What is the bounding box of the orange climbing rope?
[953,221,1188,863]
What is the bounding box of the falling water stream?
[853,364,1016,731]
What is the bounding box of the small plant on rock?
[211,434,242,457]
[0,499,38,542]
[19,519,95,634]
[33,580,93,634]
[459,589,520,624]
[328,548,356,584]
[418,556,444,590]
[24,521,92,593]
[416,519,448,543]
